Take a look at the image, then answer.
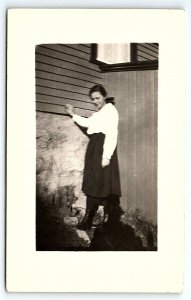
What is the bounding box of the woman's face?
[90,91,106,110]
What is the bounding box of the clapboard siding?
[138,44,158,56]
[43,44,90,60]
[79,43,91,50]
[35,53,102,79]
[36,86,91,103]
[137,54,153,62]
[36,70,100,90]
[36,94,95,111]
[36,46,100,75]
[36,78,90,95]
[137,49,157,60]
[144,43,159,52]
[137,51,157,61]
[137,43,159,62]
[36,101,92,117]
[36,44,104,116]
[63,43,91,54]
[36,62,102,85]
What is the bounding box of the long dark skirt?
[82,133,121,198]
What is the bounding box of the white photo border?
[6,9,185,292]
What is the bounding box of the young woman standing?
[65,84,121,230]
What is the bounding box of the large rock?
[36,112,89,208]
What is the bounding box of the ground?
[36,198,156,251]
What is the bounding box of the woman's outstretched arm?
[65,104,90,128]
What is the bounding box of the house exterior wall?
[104,70,158,224]
[36,44,158,225]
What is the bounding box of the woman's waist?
[87,133,105,149]
[88,132,105,139]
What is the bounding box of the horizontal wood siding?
[36,44,104,116]
[36,102,92,117]
[137,43,159,62]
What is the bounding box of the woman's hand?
[65,104,74,116]
[102,158,110,168]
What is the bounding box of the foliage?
[120,208,157,249]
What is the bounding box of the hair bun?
[105,97,115,105]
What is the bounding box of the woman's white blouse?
[73,103,119,160]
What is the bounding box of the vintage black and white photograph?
[36,43,158,251]
[6,9,186,292]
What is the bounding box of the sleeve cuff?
[102,156,111,160]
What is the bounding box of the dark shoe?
[76,210,95,231]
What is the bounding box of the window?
[91,43,159,72]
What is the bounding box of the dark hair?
[89,84,107,98]
[105,97,115,105]
[89,84,115,105]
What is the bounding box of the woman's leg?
[97,196,122,225]
[91,198,109,226]
[86,196,99,211]
[104,196,122,224]
[77,196,99,230]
